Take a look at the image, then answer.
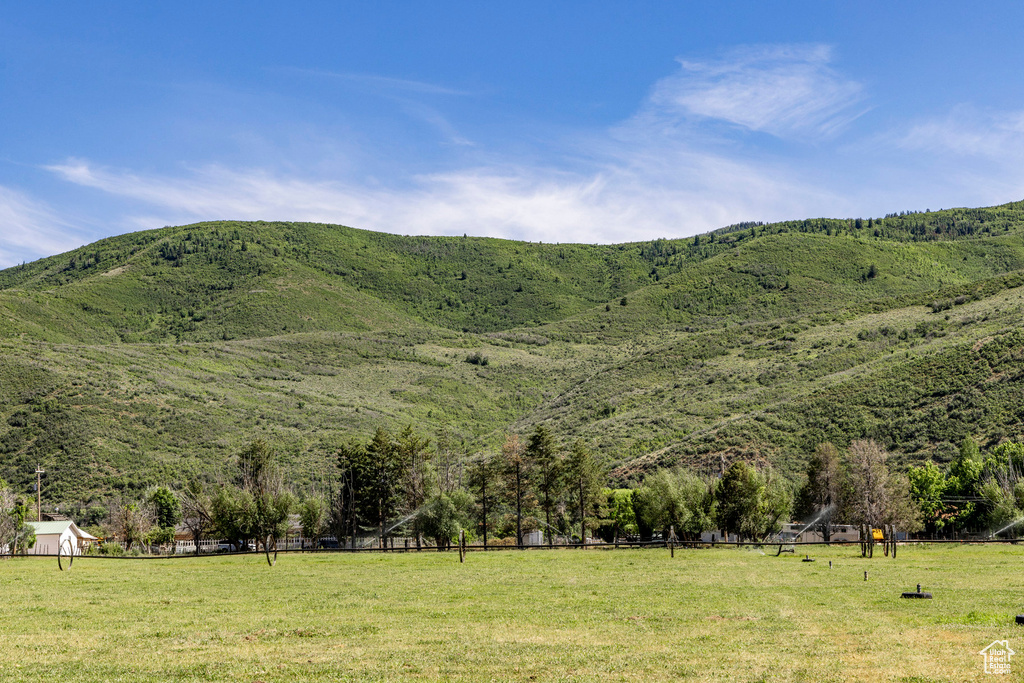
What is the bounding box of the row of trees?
[908,438,1024,537]
[616,437,1024,544]
[794,440,921,541]
[172,434,923,551]
[119,425,609,552]
[23,432,1024,555]
[320,425,605,549]
[598,439,922,545]
[101,486,184,551]
[18,441,290,555]
[88,426,608,553]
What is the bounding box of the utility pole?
[35,466,45,521]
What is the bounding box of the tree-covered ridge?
[4,198,1024,343]
[713,199,1024,242]
[1,199,1024,505]
[0,221,687,341]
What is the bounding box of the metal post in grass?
[35,466,44,522]
[669,525,675,558]
[459,529,465,563]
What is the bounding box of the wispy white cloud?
[857,105,1024,208]
[898,105,1024,160]
[0,186,87,268]
[395,100,475,147]
[41,45,870,245]
[45,143,848,247]
[280,67,476,147]
[647,44,866,139]
[284,68,473,97]
[38,42,1024,258]
[47,159,378,225]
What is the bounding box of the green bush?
[99,542,125,556]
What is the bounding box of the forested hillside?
[2,201,1024,505]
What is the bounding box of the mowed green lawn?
[2,544,1023,682]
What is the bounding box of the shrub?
[99,542,125,556]
[465,352,489,366]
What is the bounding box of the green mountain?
[3,203,1024,504]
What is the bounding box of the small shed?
[27,520,98,555]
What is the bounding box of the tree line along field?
[2,202,1024,505]
[1,544,1021,682]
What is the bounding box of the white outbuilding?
[26,520,98,555]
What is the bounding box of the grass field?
[2,545,1023,681]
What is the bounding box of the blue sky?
[2,3,1024,267]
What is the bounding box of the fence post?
[459,530,465,563]
[669,525,675,558]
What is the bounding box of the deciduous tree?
[108,495,154,551]
[298,495,327,544]
[715,462,791,542]
[212,439,294,552]
[846,439,921,535]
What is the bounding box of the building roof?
[29,520,73,535]
[41,513,70,521]
[28,520,98,540]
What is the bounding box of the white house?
[26,520,98,555]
